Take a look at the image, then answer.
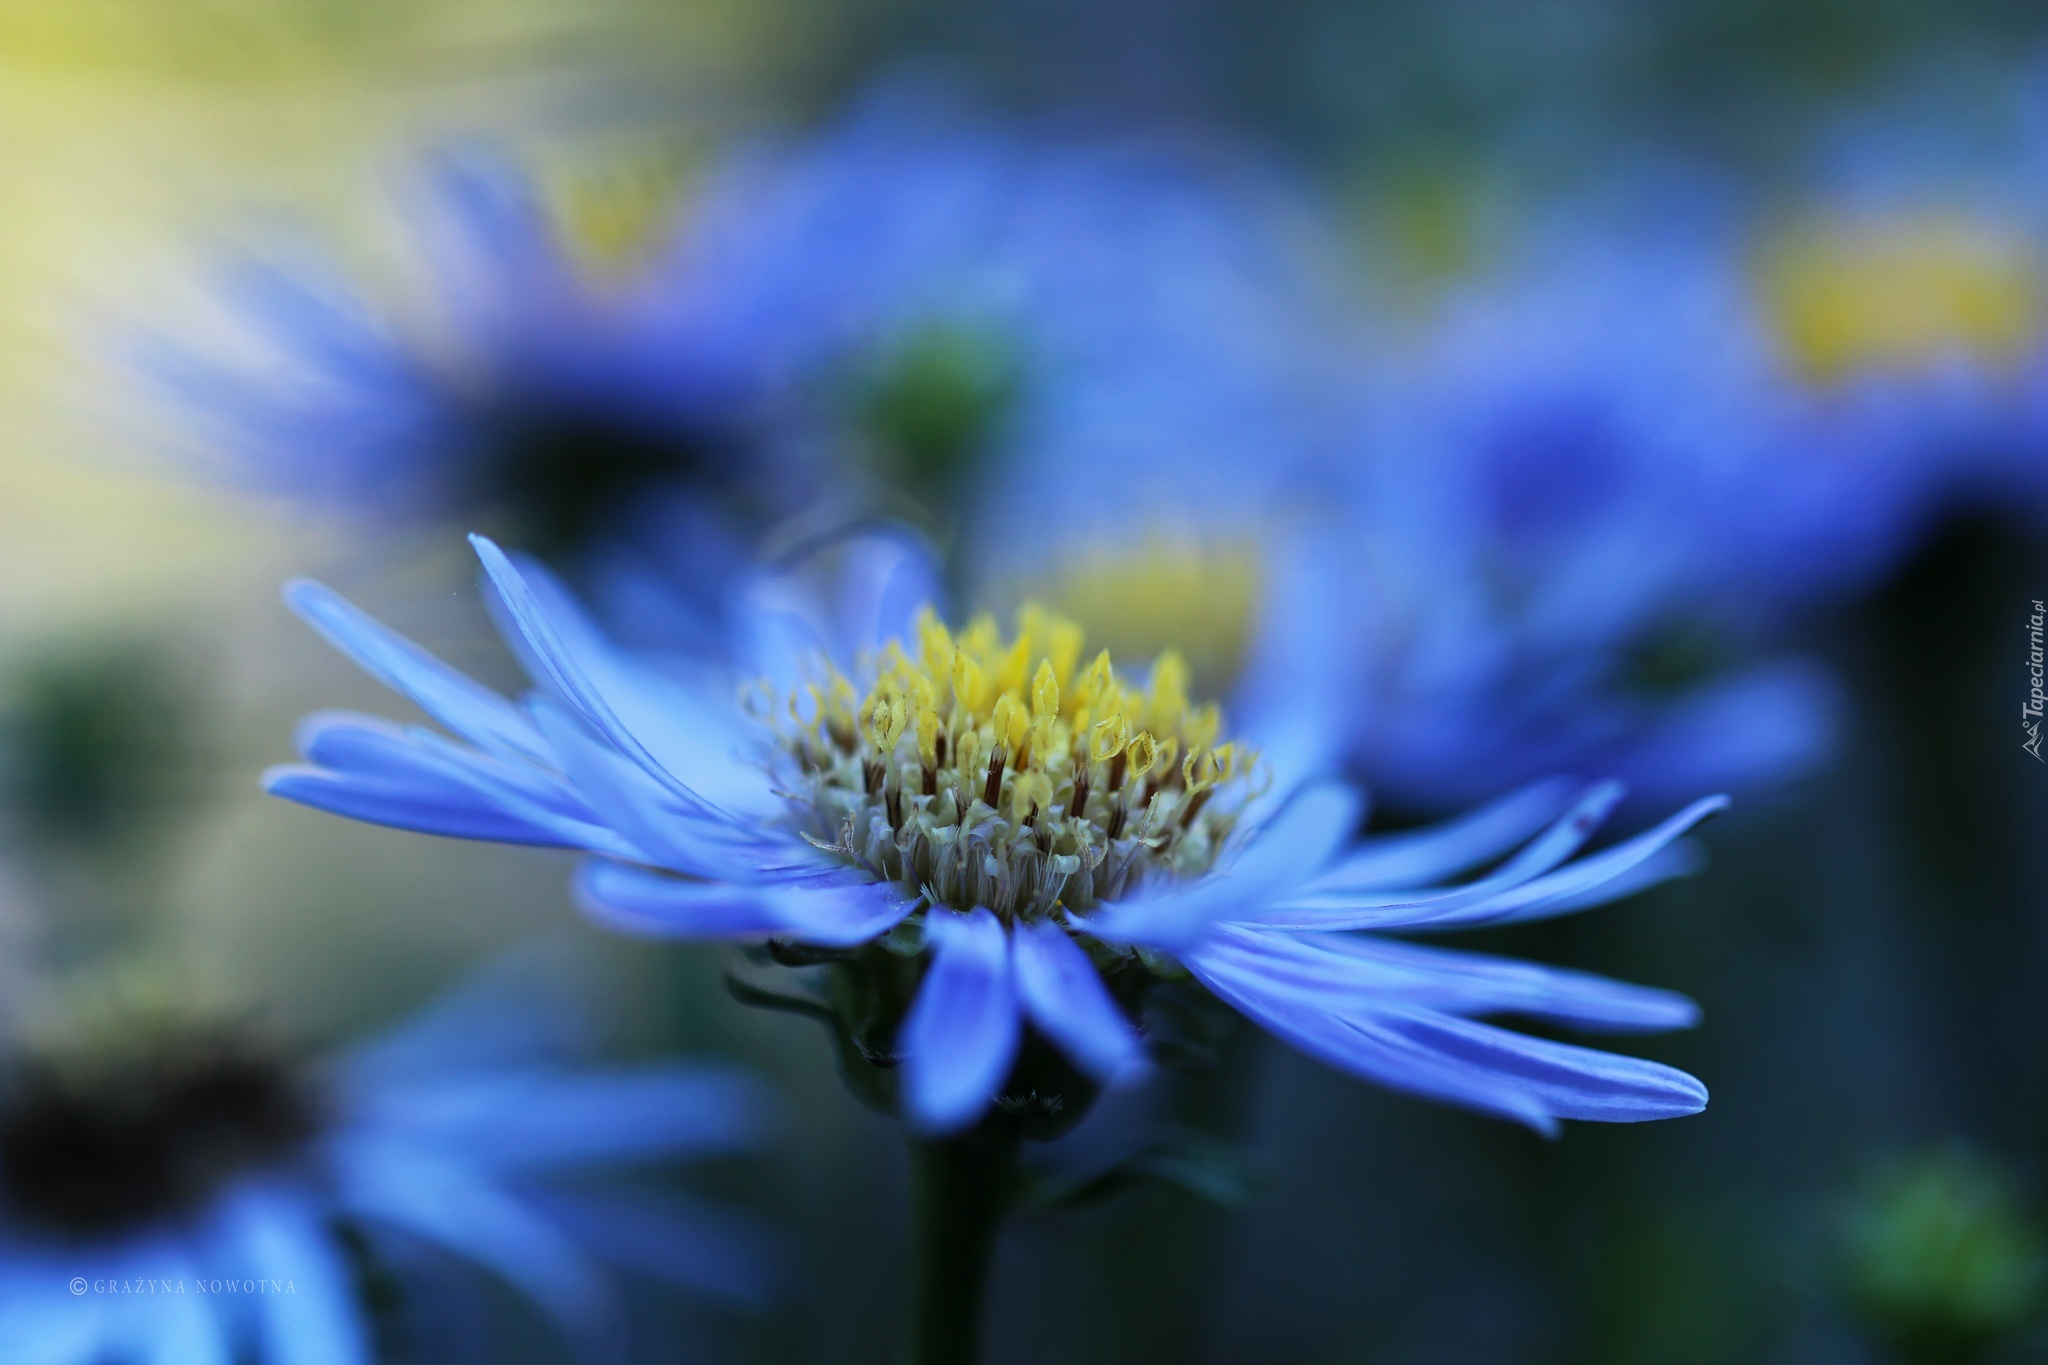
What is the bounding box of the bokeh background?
[3,1,2048,1361]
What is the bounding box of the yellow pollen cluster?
[772,604,1260,922]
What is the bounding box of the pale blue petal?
[1195,925,1698,1033]
[1611,660,1840,797]
[1191,946,1706,1131]
[504,556,780,819]
[419,151,568,303]
[727,527,941,689]
[213,260,413,382]
[1417,778,1628,897]
[267,715,636,855]
[830,529,944,660]
[1363,1008,1708,1124]
[221,1185,372,1365]
[1230,530,1349,796]
[120,1245,229,1365]
[574,858,914,946]
[532,702,781,878]
[1075,888,1208,956]
[471,534,744,829]
[357,1064,772,1172]
[295,713,585,820]
[334,1138,620,1352]
[1014,921,1146,1084]
[901,908,1020,1135]
[1232,781,1640,931]
[1190,951,1555,1131]
[1387,794,1731,932]
[1303,777,1578,894]
[726,575,831,695]
[520,1186,778,1306]
[332,939,601,1090]
[1217,782,1364,892]
[282,579,550,764]
[0,1272,107,1365]
[1523,837,1708,915]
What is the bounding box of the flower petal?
[573,858,914,946]
[900,908,1020,1135]
[1196,925,1698,1033]
[115,1242,229,1365]
[1219,782,1365,890]
[1609,660,1840,798]
[0,1270,105,1365]
[333,1138,619,1351]
[357,1064,773,1172]
[1191,944,1706,1131]
[471,534,743,827]
[729,528,944,691]
[1014,921,1146,1085]
[1365,1009,1708,1124]
[533,701,783,878]
[830,528,944,660]
[1192,951,1553,1130]
[1239,782,1700,932]
[283,579,550,764]
[1230,530,1349,796]
[220,1184,372,1365]
[496,556,780,819]
[1302,777,1578,894]
[519,1185,778,1306]
[266,713,636,854]
[1395,793,1730,931]
[1521,836,1708,916]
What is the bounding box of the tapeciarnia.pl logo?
[2026,598,2045,761]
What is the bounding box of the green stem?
[901,1131,1018,1365]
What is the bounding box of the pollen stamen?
[762,601,1256,922]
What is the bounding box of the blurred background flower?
[0,946,776,1363]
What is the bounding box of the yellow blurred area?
[1757,210,2044,385]
[1029,533,1265,697]
[0,0,824,630]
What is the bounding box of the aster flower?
[1304,193,2048,812]
[134,150,815,589]
[0,960,773,1363]
[666,84,1346,575]
[265,531,1721,1139]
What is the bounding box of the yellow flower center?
[1757,212,2042,385]
[767,603,1260,922]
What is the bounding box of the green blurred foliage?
[0,637,200,857]
[1835,1147,2048,1365]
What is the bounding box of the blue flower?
[1304,195,2047,810]
[266,530,1722,1137]
[0,956,774,1363]
[133,150,815,573]
[666,84,1344,560]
